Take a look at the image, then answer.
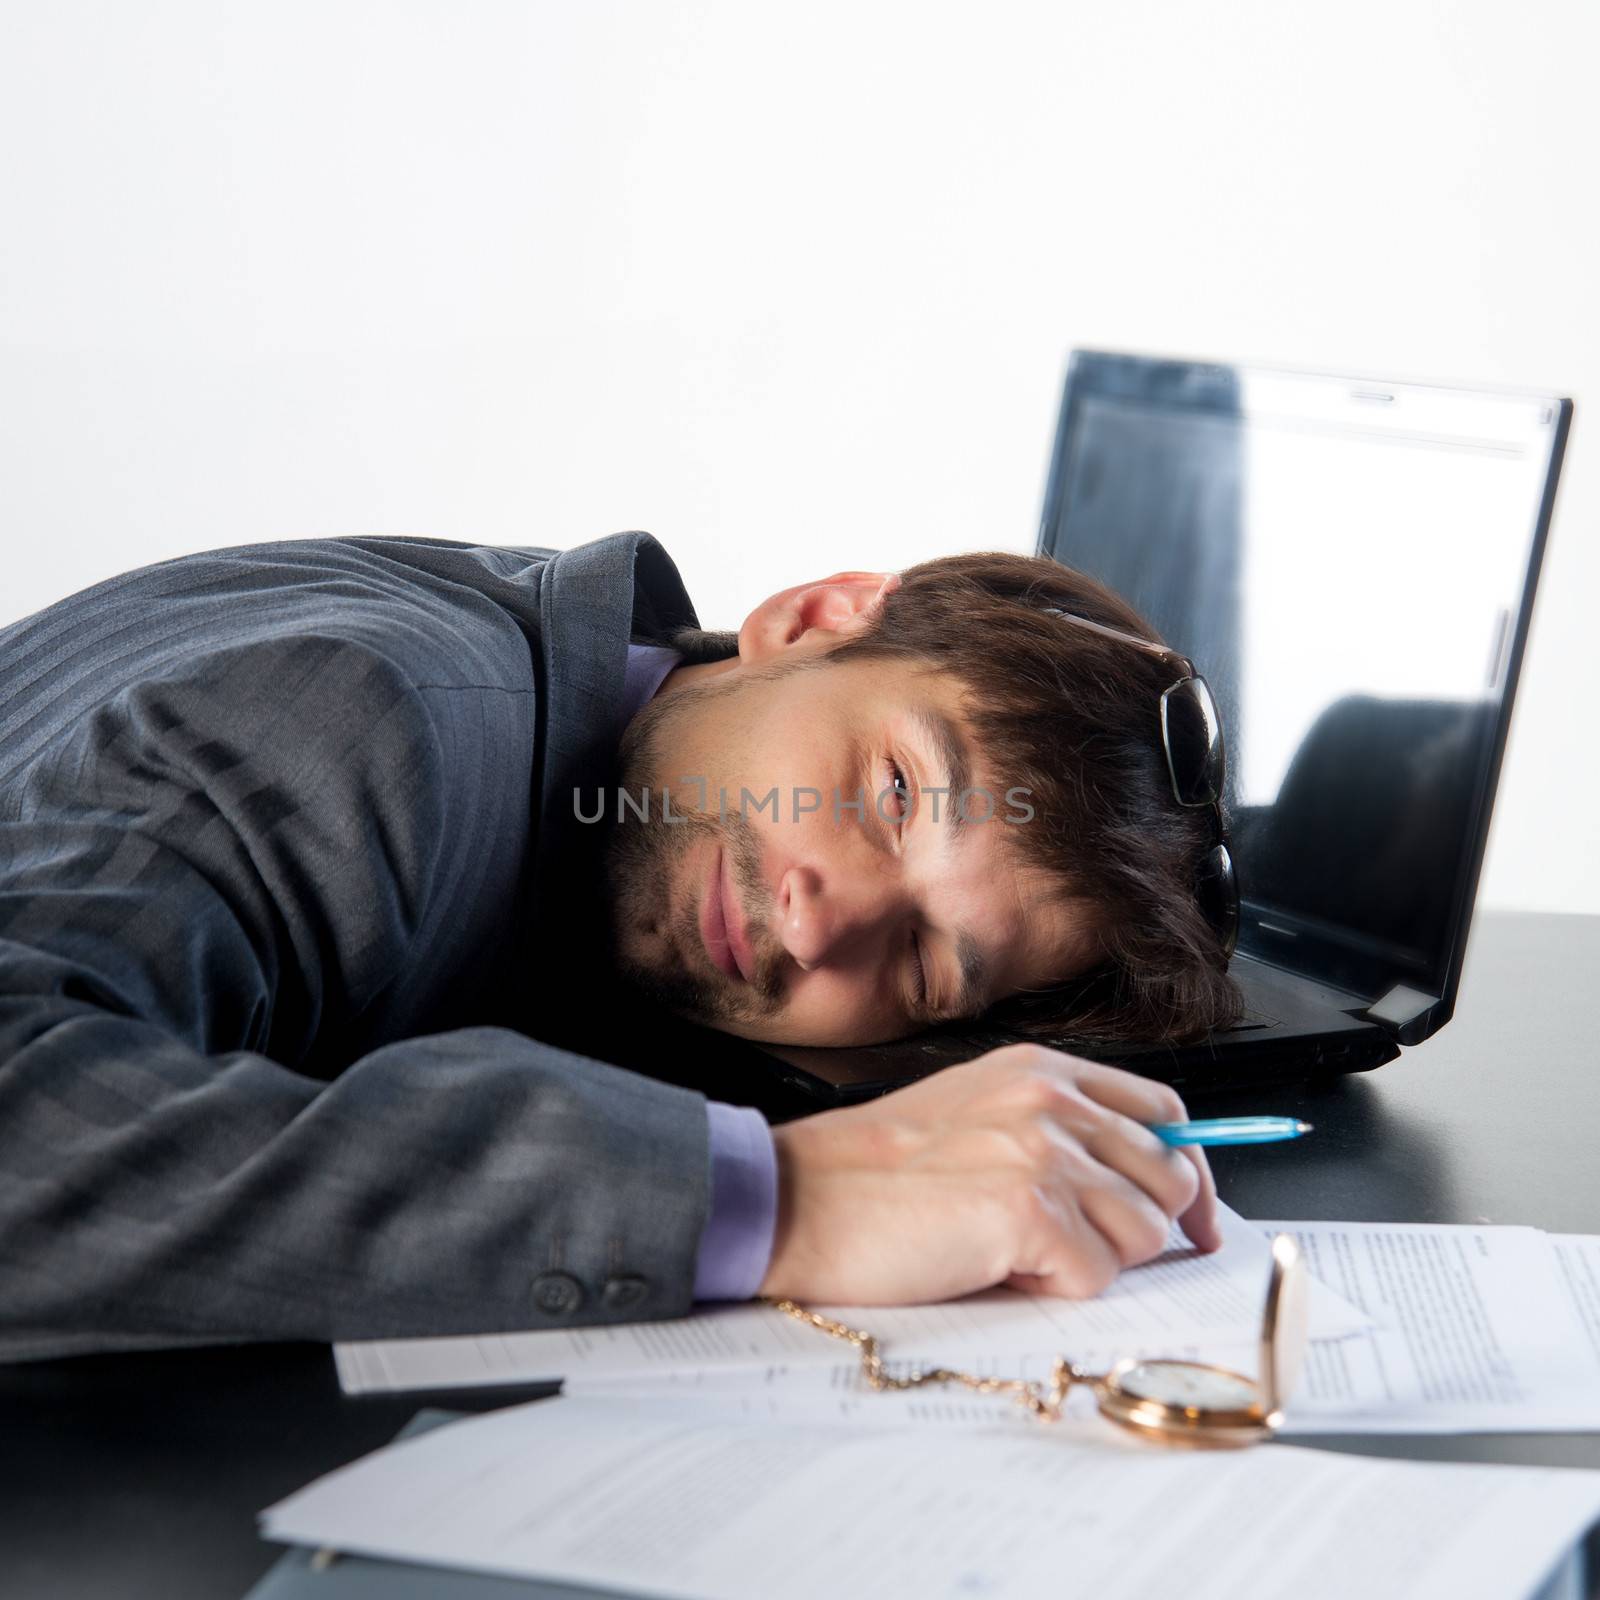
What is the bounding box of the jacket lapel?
[520,533,701,1035]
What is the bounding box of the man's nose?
[776,863,891,972]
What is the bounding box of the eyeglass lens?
[1160,676,1225,807]
[1196,844,1239,960]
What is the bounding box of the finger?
[1068,1065,1224,1252]
[1075,1165,1178,1270]
[1067,1064,1213,1214]
[1069,1059,1189,1125]
[1176,1144,1223,1252]
[1080,1112,1202,1224]
[1022,1061,1197,1222]
[1053,1064,1222,1253]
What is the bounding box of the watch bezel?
[1096,1358,1276,1447]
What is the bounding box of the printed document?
[573,1224,1600,1436]
[261,1392,1600,1600]
[1256,1221,1600,1432]
[333,1202,1367,1395]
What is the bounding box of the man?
[0,532,1240,1361]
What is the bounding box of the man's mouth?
[699,844,757,984]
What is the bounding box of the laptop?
[751,351,1573,1105]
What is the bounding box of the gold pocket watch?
[773,1233,1309,1449]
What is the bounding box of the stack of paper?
[334,1203,1369,1396]
[273,1205,1600,1599]
[261,1393,1600,1600]
[333,1205,1600,1436]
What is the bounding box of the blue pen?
[1148,1116,1312,1146]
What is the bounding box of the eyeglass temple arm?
[1043,608,1189,670]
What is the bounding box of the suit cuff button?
[531,1271,585,1316]
[601,1275,649,1311]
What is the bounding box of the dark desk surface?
[4,910,1599,1600]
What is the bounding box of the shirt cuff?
[693,1101,779,1302]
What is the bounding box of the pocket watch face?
[1111,1360,1261,1412]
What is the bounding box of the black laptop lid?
[1037,352,1571,1042]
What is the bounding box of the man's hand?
[757,1044,1221,1305]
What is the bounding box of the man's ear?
[737,571,900,665]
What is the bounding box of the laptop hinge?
[1363,983,1440,1037]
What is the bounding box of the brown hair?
[826,551,1244,1050]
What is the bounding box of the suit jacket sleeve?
[0,629,712,1362]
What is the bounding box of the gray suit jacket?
[0,531,714,1361]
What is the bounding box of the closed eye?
[908,930,927,1009]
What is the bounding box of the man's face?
[603,650,1099,1047]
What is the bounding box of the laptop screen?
[1037,353,1569,1015]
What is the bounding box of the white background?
[1,0,1594,911]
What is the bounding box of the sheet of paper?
[575,1364,1152,1432]
[565,1342,1220,1428]
[1554,1234,1600,1373]
[262,1393,1600,1600]
[1257,1221,1600,1433]
[334,1201,1368,1395]
[571,1225,1600,1437]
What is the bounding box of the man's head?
[603,552,1243,1050]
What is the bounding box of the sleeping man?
[0,532,1240,1359]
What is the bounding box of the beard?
[602,680,785,1032]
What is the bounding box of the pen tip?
[1296,1121,1314,1134]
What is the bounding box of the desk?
[3,910,1598,1600]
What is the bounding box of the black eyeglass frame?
[1044,608,1240,964]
